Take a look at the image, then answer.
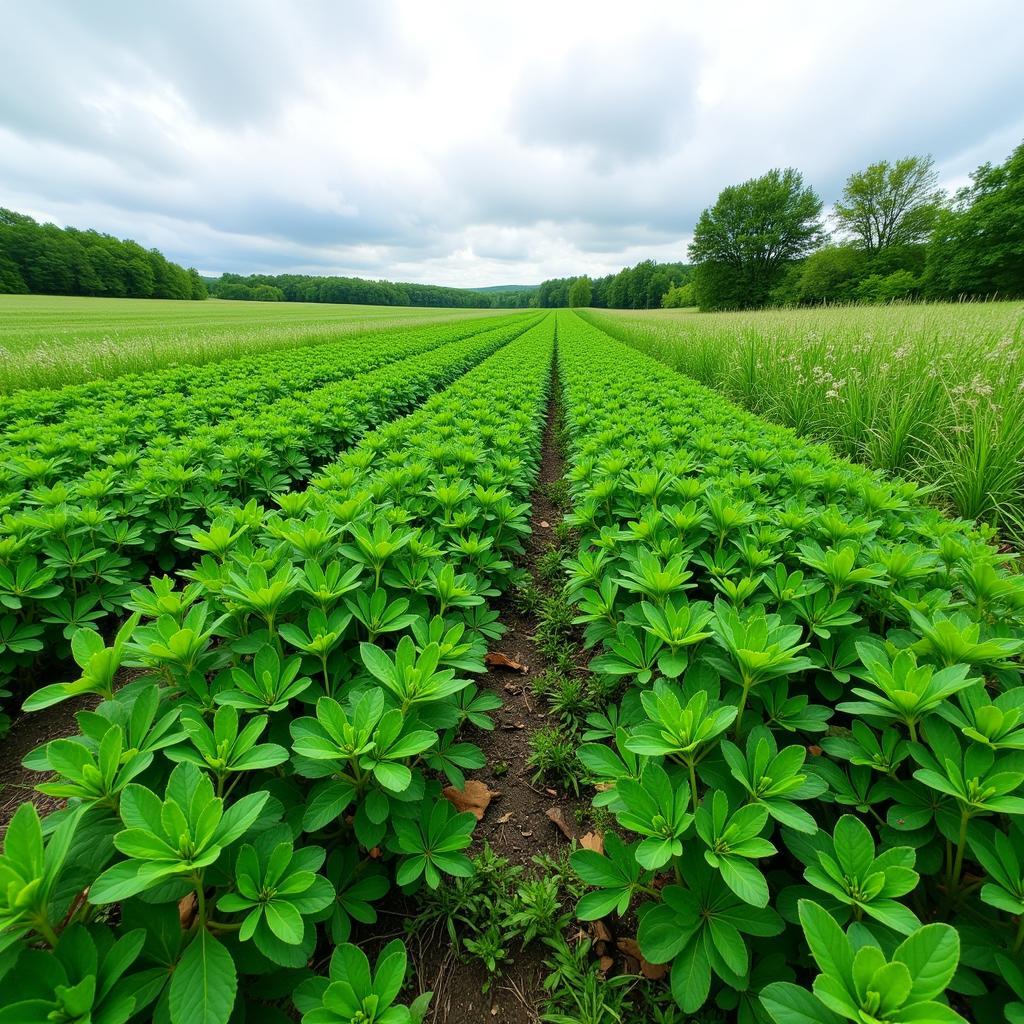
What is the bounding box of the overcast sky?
[1,1,1022,286]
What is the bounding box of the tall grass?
[0,295,499,392]
[585,302,1024,539]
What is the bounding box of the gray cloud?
[1,0,1022,285]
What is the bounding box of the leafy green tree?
[924,141,1024,298]
[661,281,695,307]
[0,253,27,293]
[834,156,943,253]
[855,269,920,303]
[689,169,824,310]
[796,245,869,304]
[568,276,592,307]
[0,208,204,300]
[188,268,208,299]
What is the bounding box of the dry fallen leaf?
[178,892,197,929]
[807,744,823,756]
[617,938,668,980]
[599,955,614,973]
[586,919,612,955]
[580,831,604,855]
[497,811,514,825]
[485,652,528,673]
[545,806,575,841]
[443,780,496,821]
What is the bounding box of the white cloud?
[0,0,1021,285]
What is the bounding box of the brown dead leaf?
[178,892,197,929]
[586,919,612,956]
[807,744,823,756]
[485,652,528,673]
[617,938,667,980]
[594,782,614,792]
[368,846,382,859]
[545,806,575,841]
[540,520,550,528]
[443,780,496,821]
[599,955,614,973]
[497,811,514,825]
[545,787,557,797]
[580,831,604,855]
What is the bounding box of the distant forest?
[208,273,535,308]
[0,209,207,299]
[208,264,692,310]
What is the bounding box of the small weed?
[512,578,543,615]
[408,844,578,989]
[541,935,636,1024]
[527,726,582,794]
[542,478,571,510]
[535,593,574,659]
[505,875,568,945]
[537,545,566,584]
[573,805,614,834]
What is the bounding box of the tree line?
[0,209,207,299]
[687,141,1024,310]
[535,259,693,310]
[209,273,533,308]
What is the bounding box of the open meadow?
[0,300,1022,1024]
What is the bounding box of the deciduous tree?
[834,155,943,252]
[689,169,824,309]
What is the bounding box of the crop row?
[0,317,556,1022]
[0,316,536,715]
[555,311,1024,1022]
[0,311,524,432]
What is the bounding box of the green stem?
[34,914,61,948]
[734,679,752,741]
[950,810,970,894]
[1013,916,1024,955]
[687,759,700,814]
[194,876,207,929]
[907,719,918,744]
